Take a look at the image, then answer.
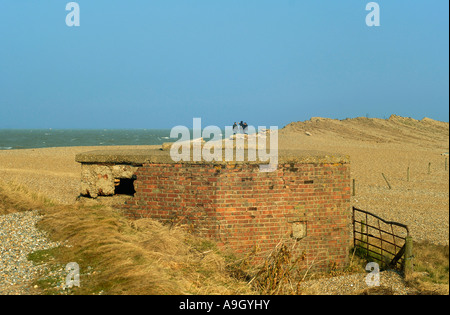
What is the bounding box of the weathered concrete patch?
[80,164,138,198]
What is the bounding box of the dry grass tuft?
[0,180,53,215]
[249,243,306,295]
[226,241,310,295]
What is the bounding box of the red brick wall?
[120,162,351,272]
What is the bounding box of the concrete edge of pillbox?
[75,148,350,165]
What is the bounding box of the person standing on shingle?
[243,122,248,134]
[233,122,238,135]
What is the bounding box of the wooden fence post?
[407,167,410,182]
[404,236,414,278]
[352,179,356,196]
[382,173,392,190]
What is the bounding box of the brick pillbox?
[76,148,352,272]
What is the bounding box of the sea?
[0,129,176,150]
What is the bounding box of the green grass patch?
[407,241,449,294]
[27,247,61,265]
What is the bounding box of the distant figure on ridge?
[243,122,248,134]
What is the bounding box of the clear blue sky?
[0,0,448,129]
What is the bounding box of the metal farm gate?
[352,207,412,270]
